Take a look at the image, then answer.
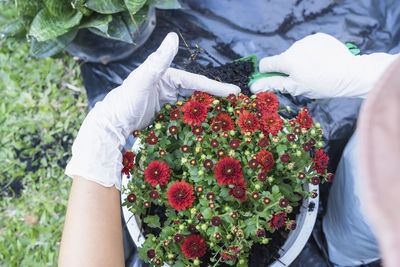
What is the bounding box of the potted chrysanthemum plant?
[121,90,333,267]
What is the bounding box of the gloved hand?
[251,33,399,99]
[65,32,240,190]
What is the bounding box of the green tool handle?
[248,71,288,87]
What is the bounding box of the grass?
[0,3,87,266]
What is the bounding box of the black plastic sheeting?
[78,0,400,266]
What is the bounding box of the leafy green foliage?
[0,3,86,265]
[4,0,180,58]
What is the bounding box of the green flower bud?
[168,260,174,265]
[315,122,321,128]
[201,224,208,231]
[228,107,234,113]
[141,185,146,189]
[196,225,200,230]
[291,144,297,149]
[239,259,246,265]
[296,150,302,157]
[226,234,232,240]
[286,105,291,112]
[168,236,172,240]
[168,253,174,259]
[210,242,214,248]
[179,224,185,231]
[213,99,220,105]
[251,94,256,99]
[155,123,162,130]
[194,259,200,266]
[268,177,274,183]
[287,206,293,213]
[317,141,324,148]
[181,158,187,164]
[262,238,269,244]
[224,206,230,212]
[201,154,206,160]
[255,184,261,190]
[198,170,204,176]
[166,104,172,109]
[152,237,157,242]
[259,133,265,138]
[310,129,316,135]
[187,219,193,224]
[229,130,235,136]
[245,150,250,156]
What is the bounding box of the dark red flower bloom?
[149,190,159,199]
[309,138,316,145]
[220,252,237,261]
[256,111,263,118]
[173,220,180,224]
[156,113,165,121]
[122,151,135,175]
[159,150,166,157]
[296,110,314,129]
[268,212,287,230]
[257,150,275,172]
[181,145,190,153]
[230,211,238,219]
[147,131,158,145]
[293,127,301,135]
[214,157,244,185]
[289,120,296,126]
[190,159,197,166]
[237,110,260,133]
[192,125,204,136]
[209,202,216,209]
[127,193,136,203]
[251,192,260,200]
[256,92,279,113]
[311,176,320,185]
[188,224,197,233]
[248,159,259,168]
[256,229,266,237]
[167,180,195,211]
[326,173,335,183]
[193,91,214,108]
[211,216,222,226]
[229,182,247,202]
[203,159,214,169]
[147,249,156,259]
[302,142,312,152]
[280,153,290,163]
[211,123,221,132]
[217,149,226,157]
[228,246,242,254]
[263,197,271,205]
[221,132,229,138]
[206,192,215,200]
[214,232,222,240]
[279,198,288,208]
[258,172,267,182]
[311,192,318,198]
[174,233,183,243]
[312,149,329,175]
[132,130,140,137]
[180,235,206,259]
[260,112,283,136]
[297,172,306,180]
[144,161,171,187]
[287,134,295,142]
[154,258,161,265]
[197,136,204,143]
[258,137,269,148]
[226,93,237,103]
[288,221,297,230]
[302,106,309,112]
[169,126,178,135]
[181,100,208,126]
[195,185,203,193]
[215,113,235,132]
[143,201,151,208]
[229,139,241,149]
[197,214,204,222]
[210,139,219,148]
[214,104,222,112]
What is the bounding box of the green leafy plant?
[122,91,334,266]
[3,0,181,58]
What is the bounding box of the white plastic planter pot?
[122,140,319,266]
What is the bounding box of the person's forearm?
[58,176,124,267]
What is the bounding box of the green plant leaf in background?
[121,6,148,34]
[29,8,83,41]
[124,0,146,14]
[88,13,133,43]
[71,0,93,16]
[85,0,126,14]
[44,0,73,17]
[78,13,112,29]
[30,29,78,58]
[148,0,181,9]
[15,0,43,16]
[2,16,30,37]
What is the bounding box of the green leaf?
[85,0,126,14]
[16,0,44,16]
[78,13,112,29]
[30,29,78,58]
[29,9,83,41]
[148,0,181,9]
[143,215,161,228]
[2,17,30,38]
[45,0,73,17]
[172,261,185,267]
[276,145,286,155]
[202,208,213,220]
[124,0,146,14]
[72,0,93,16]
[88,13,133,43]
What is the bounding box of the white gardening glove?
[251,33,399,99]
[65,32,240,190]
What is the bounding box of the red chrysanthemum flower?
[256,92,279,113]
[167,180,195,211]
[214,157,244,185]
[312,149,329,175]
[258,137,269,148]
[229,182,247,202]
[170,108,181,121]
[147,131,158,145]
[229,139,241,149]
[268,212,287,230]
[181,100,208,126]
[296,110,313,129]
[180,235,206,259]
[260,112,283,136]
[192,125,204,136]
[257,150,275,172]
[192,91,214,108]
[237,110,260,134]
[213,113,235,132]
[220,252,237,262]
[121,151,135,175]
[280,153,290,163]
[226,93,237,103]
[144,161,171,187]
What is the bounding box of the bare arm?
[58,176,124,267]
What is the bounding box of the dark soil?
[186,59,255,97]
